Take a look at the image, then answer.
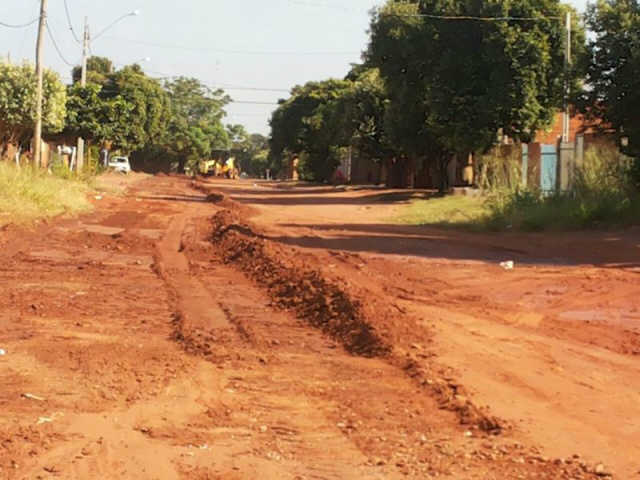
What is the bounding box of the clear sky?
[2,0,589,135]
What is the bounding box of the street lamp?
[91,11,140,43]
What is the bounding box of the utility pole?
[562,11,571,144]
[33,0,48,168]
[76,16,89,172]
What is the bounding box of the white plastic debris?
[0,348,6,356]
[500,261,515,270]
[94,195,103,201]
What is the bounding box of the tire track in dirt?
[183,180,605,479]
[155,196,390,479]
[0,175,607,479]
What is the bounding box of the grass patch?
[395,195,486,227]
[0,162,92,227]
[397,146,640,231]
[483,146,640,231]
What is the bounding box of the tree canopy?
[268,0,587,185]
[162,77,230,171]
[368,0,585,156]
[585,0,640,158]
[269,79,354,181]
[0,62,66,147]
[65,60,171,152]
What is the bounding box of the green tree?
[0,62,66,151]
[65,63,171,153]
[585,0,640,159]
[71,56,114,85]
[163,77,230,171]
[248,148,270,177]
[103,66,171,152]
[366,2,449,187]
[346,67,396,165]
[270,79,353,181]
[367,0,586,186]
[64,83,126,144]
[226,124,268,173]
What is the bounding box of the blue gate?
[540,144,557,192]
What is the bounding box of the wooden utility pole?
[562,11,572,144]
[33,0,49,168]
[76,16,89,172]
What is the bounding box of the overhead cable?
[282,1,563,21]
[0,16,40,28]
[63,0,83,43]
[103,36,359,56]
[46,21,81,67]
[141,68,290,93]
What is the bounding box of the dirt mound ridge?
[210,208,390,357]
[204,196,504,433]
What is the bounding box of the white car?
[108,156,131,174]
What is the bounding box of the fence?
[520,134,615,193]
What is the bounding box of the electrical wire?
[144,68,290,93]
[282,0,563,22]
[17,0,41,58]
[388,12,563,21]
[63,0,83,43]
[0,16,40,28]
[282,0,363,13]
[46,21,81,67]
[103,36,359,56]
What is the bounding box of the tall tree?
[0,62,66,151]
[163,77,230,171]
[103,66,171,152]
[71,56,114,85]
[367,0,586,185]
[585,0,640,158]
[270,79,353,181]
[65,63,171,153]
[346,67,396,165]
[366,2,449,186]
[226,124,268,173]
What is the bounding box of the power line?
[388,12,563,21]
[62,0,83,43]
[0,16,40,29]
[103,36,359,56]
[45,21,81,67]
[282,0,363,13]
[144,68,291,93]
[281,0,563,21]
[18,0,41,57]
[231,100,279,105]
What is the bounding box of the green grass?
[395,195,486,228]
[0,162,92,227]
[397,147,640,232]
[483,146,640,231]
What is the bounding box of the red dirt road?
[1,175,637,479]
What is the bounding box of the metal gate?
[540,144,557,192]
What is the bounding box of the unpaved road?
[0,175,637,479]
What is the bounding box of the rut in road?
[0,176,604,479]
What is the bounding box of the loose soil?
[0,175,636,479]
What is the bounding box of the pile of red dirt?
[205,198,504,433]
[209,208,390,358]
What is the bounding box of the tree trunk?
[437,154,452,194]
[177,157,186,174]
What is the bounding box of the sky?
[2,0,589,136]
